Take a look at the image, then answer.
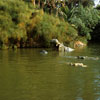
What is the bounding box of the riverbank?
[0,0,99,49]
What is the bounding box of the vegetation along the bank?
[0,0,100,49]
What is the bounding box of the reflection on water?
[0,44,100,100]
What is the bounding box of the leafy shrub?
[0,0,34,48]
[0,0,79,48]
[61,4,100,40]
[33,14,78,47]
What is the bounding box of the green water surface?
[0,44,100,100]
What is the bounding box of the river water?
[0,44,100,100]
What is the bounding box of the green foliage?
[67,5,100,40]
[0,0,78,48]
[66,0,94,7]
[90,5,100,42]
[33,14,78,47]
[91,21,100,41]
[91,5,100,41]
[96,5,100,10]
[1,0,99,48]
[0,0,34,48]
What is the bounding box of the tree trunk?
[38,0,40,8]
[31,0,35,6]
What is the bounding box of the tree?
[66,0,94,7]
[31,0,35,6]
[91,4,100,41]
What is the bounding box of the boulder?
[58,43,65,52]
[51,39,60,46]
[74,41,86,48]
[64,46,74,52]
[51,39,74,52]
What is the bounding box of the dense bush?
[0,0,78,48]
[91,5,100,41]
[90,21,100,41]
[70,5,100,40]
[31,14,78,47]
[0,0,34,48]
[2,0,99,48]
[61,5,100,40]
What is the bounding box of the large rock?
[74,41,86,48]
[64,46,74,52]
[51,39,60,46]
[58,43,65,52]
[58,44,74,52]
[51,39,74,52]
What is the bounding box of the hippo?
[77,56,87,59]
[40,50,48,54]
[64,56,99,60]
[77,56,99,60]
[67,62,87,67]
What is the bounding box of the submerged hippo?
[64,56,99,60]
[40,50,48,54]
[77,56,99,60]
[67,62,87,67]
[77,56,87,59]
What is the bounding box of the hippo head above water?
[40,50,48,54]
